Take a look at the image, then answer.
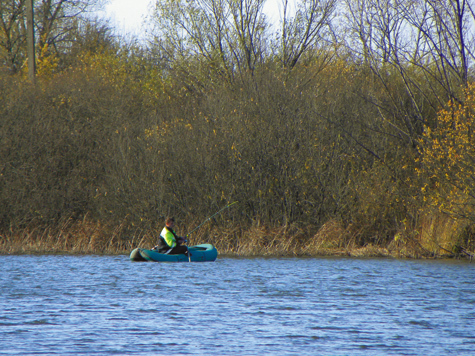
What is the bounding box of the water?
[1,255,474,355]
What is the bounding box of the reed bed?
[1,216,473,260]
[1,217,135,255]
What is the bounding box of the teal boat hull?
[129,243,218,262]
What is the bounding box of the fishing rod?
[186,201,238,238]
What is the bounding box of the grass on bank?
[1,215,473,261]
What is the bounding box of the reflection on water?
[1,255,475,355]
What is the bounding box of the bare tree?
[277,0,338,68]
[0,0,105,73]
[402,0,475,99]
[343,0,475,102]
[339,0,475,148]
[35,0,105,56]
[341,0,412,66]
[0,0,26,73]
[340,0,426,145]
[149,0,268,82]
[229,0,267,74]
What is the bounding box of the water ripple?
[1,256,475,355]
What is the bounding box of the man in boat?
[153,217,190,256]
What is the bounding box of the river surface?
[1,255,474,355]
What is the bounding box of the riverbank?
[1,218,473,261]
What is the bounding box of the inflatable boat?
[129,243,218,262]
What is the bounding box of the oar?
[186,201,238,239]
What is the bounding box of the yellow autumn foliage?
[418,82,475,220]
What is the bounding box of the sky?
[98,0,152,37]
[98,0,284,38]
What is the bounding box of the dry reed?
[1,215,473,260]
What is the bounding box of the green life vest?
[160,226,177,248]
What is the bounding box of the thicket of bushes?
[1,1,475,258]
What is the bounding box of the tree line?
[1,0,475,256]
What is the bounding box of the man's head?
[165,217,175,228]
